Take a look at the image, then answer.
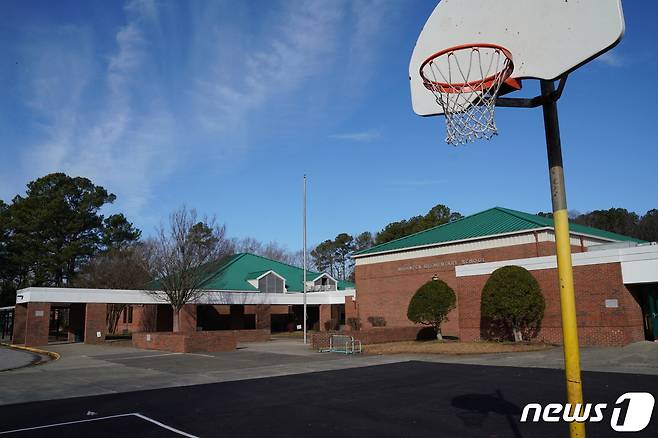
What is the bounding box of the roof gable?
[199,253,354,292]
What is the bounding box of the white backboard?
[410,0,625,116]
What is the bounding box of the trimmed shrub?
[324,318,339,331]
[347,317,361,331]
[407,279,456,340]
[367,316,387,327]
[480,265,545,342]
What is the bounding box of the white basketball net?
[421,46,513,146]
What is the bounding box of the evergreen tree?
[407,279,456,340]
[481,266,545,342]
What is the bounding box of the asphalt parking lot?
[3,339,658,407]
[0,346,40,372]
[0,339,405,405]
[1,361,656,438]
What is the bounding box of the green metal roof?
[246,270,273,280]
[354,207,645,257]
[199,253,355,292]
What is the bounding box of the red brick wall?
[178,304,197,332]
[354,240,644,346]
[212,305,231,315]
[133,332,184,352]
[344,296,358,326]
[115,304,151,334]
[12,304,27,344]
[185,331,237,352]
[319,304,332,331]
[84,303,107,344]
[244,304,288,315]
[355,243,546,333]
[458,262,644,346]
[132,331,237,353]
[120,305,287,334]
[271,305,289,314]
[23,303,50,347]
[117,304,286,334]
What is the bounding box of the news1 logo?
[520,392,655,432]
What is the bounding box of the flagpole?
[303,174,308,344]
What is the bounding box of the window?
[123,306,133,324]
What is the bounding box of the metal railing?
[304,283,336,292]
[319,334,362,355]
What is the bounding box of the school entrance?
[640,285,658,341]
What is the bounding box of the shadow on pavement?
[452,389,523,437]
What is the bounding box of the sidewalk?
[394,341,658,375]
[0,340,403,406]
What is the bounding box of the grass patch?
[363,340,555,355]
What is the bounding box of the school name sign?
[396,257,485,272]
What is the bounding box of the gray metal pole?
[540,79,585,438]
[303,174,307,344]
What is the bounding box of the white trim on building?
[354,229,610,266]
[15,287,356,306]
[454,243,658,284]
[309,272,338,284]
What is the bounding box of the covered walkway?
[11,287,355,347]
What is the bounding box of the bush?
[324,318,339,331]
[407,279,456,340]
[480,265,545,342]
[367,316,387,327]
[347,317,361,331]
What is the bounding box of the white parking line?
[185,353,215,358]
[132,413,198,437]
[0,412,198,437]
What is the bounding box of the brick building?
[351,207,658,346]
[10,208,658,349]
[12,253,355,347]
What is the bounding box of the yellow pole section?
[553,209,585,438]
[541,79,585,438]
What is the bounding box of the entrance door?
[646,289,658,341]
[0,308,13,341]
[49,306,70,342]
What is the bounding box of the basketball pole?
[540,79,585,438]
[303,174,308,345]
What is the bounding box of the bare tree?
[231,236,308,268]
[74,245,152,334]
[231,237,262,254]
[144,206,230,332]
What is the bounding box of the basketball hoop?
[420,44,517,145]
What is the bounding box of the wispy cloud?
[596,51,624,67]
[7,0,396,227]
[187,0,392,132]
[19,0,177,220]
[330,130,381,142]
[190,1,345,132]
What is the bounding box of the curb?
[0,343,60,370]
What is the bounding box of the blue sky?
[1,0,657,250]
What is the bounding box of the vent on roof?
[258,273,284,293]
